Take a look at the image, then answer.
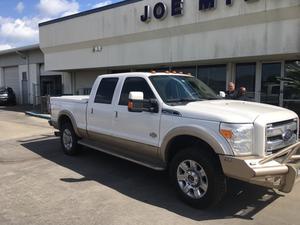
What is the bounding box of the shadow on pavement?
[0,105,33,113]
[22,138,283,221]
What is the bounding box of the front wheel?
[60,123,80,155]
[169,147,227,209]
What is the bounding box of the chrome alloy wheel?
[62,129,73,150]
[177,160,208,199]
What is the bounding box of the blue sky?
[0,0,121,50]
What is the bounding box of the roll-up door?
[3,67,20,104]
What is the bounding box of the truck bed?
[50,95,89,131]
[51,95,89,104]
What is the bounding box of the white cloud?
[0,44,13,51]
[37,0,79,17]
[16,2,25,14]
[0,17,39,43]
[0,0,81,48]
[93,1,113,8]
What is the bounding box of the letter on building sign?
[141,5,151,22]
[153,2,168,20]
[171,0,184,16]
[199,0,216,10]
[225,0,233,6]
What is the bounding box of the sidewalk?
[25,111,51,120]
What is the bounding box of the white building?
[2,0,300,115]
[0,45,71,104]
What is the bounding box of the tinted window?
[197,65,227,93]
[261,63,281,105]
[236,63,256,99]
[94,78,119,104]
[283,60,300,116]
[119,77,155,105]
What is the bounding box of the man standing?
[225,82,238,99]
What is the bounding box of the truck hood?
[169,100,297,123]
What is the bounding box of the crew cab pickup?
[49,72,300,208]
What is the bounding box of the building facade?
[0,45,71,104]
[16,0,300,114]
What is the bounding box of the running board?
[78,139,165,171]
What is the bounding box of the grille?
[266,119,298,154]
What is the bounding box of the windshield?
[149,75,219,105]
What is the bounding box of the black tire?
[60,122,80,155]
[169,147,227,209]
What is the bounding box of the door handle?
[91,108,94,114]
[115,111,118,118]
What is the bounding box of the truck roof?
[97,72,193,79]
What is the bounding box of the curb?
[25,111,51,120]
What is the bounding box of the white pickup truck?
[49,72,300,208]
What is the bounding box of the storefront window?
[283,60,300,116]
[261,63,281,106]
[235,63,256,99]
[136,67,170,72]
[197,65,227,93]
[172,66,197,77]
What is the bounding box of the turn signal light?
[128,101,133,110]
[220,129,233,139]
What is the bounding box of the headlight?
[220,123,253,155]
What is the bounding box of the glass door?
[261,63,281,106]
[283,61,300,116]
[235,63,256,100]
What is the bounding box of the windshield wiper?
[166,98,201,103]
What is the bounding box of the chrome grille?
[266,119,298,154]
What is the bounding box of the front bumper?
[219,142,300,193]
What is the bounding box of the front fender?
[159,125,233,162]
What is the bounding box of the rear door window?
[94,78,119,104]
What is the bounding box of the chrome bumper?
[219,142,300,193]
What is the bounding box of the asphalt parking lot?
[0,106,299,225]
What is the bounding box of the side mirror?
[128,91,159,113]
[219,91,226,98]
[128,92,144,112]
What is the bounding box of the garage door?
[3,67,20,104]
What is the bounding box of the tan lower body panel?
[79,130,165,170]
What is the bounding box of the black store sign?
[141,0,258,23]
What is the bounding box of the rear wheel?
[169,147,227,209]
[60,122,80,155]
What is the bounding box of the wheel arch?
[160,126,233,165]
[57,110,81,137]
